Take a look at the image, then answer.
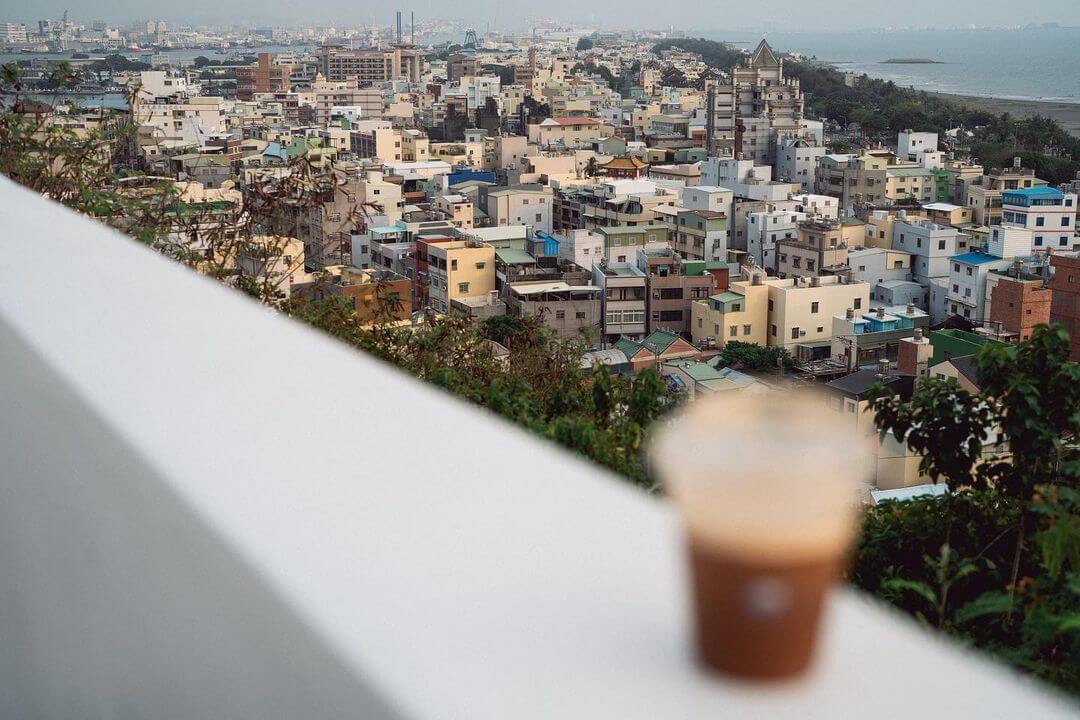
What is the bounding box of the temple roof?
[749,39,780,68]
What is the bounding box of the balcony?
[0,175,1076,718]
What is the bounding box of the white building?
[699,158,797,202]
[747,209,805,270]
[776,138,826,191]
[897,131,938,163]
[557,229,604,270]
[681,185,733,215]
[997,186,1078,254]
[0,22,29,43]
[792,193,839,220]
[946,251,1011,322]
[892,219,960,283]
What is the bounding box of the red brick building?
[1049,252,1080,361]
[236,53,290,101]
[987,271,1052,342]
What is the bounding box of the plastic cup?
[650,391,866,679]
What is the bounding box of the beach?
[929,92,1080,138]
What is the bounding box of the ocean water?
[710,27,1080,103]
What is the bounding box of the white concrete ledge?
[0,176,1075,719]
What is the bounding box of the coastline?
[926,92,1080,138]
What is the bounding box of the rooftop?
[951,251,1004,266]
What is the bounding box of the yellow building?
[690,275,768,348]
[427,241,496,312]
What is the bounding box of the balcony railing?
[0,176,1075,719]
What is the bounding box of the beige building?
[427,241,496,312]
[777,219,848,279]
[433,194,475,230]
[766,275,870,355]
[349,123,402,163]
[690,272,769,349]
[401,129,430,162]
[527,117,614,149]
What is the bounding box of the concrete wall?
[0,177,1075,720]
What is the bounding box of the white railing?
[0,176,1075,719]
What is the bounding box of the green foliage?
[861,326,1080,694]
[713,341,795,374]
[289,301,679,485]
[651,39,745,71]
[576,37,594,51]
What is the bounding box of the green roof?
[710,291,743,303]
[682,260,706,276]
[887,167,934,177]
[598,224,670,235]
[495,248,536,265]
[614,337,643,357]
[641,329,681,354]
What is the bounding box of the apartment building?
[922,202,973,227]
[999,186,1078,253]
[636,248,715,335]
[892,219,960,283]
[595,224,672,263]
[433,194,474,230]
[483,185,554,232]
[746,209,804,271]
[291,267,412,323]
[776,219,848,279]
[317,86,383,125]
[776,137,826,190]
[766,275,870,356]
[946,251,1012,322]
[319,44,424,85]
[673,210,729,261]
[690,271,769,349]
[528,117,611,149]
[1048,251,1080,361]
[349,123,402,163]
[965,164,1043,226]
[235,53,290,101]
[592,262,648,344]
[427,240,497,312]
[507,282,602,341]
[681,185,734,215]
[848,246,914,289]
[985,267,1052,341]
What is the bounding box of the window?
[771,324,777,337]
[730,325,738,337]
[791,327,800,340]
[858,265,866,272]
[451,259,458,271]
[555,310,565,320]
[1064,217,1072,227]
[964,288,971,297]
[916,238,922,248]
[1036,217,1045,227]
[811,301,819,313]
[698,318,703,328]
[847,401,857,413]
[966,267,973,276]
[853,298,862,309]
[1061,236,1069,247]
[732,303,742,312]
[938,240,946,250]
[1035,236,1043,246]
[536,214,542,222]
[816,326,824,333]
[660,310,682,322]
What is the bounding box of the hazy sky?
[3,0,1080,32]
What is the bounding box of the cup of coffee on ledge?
[650,391,867,680]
